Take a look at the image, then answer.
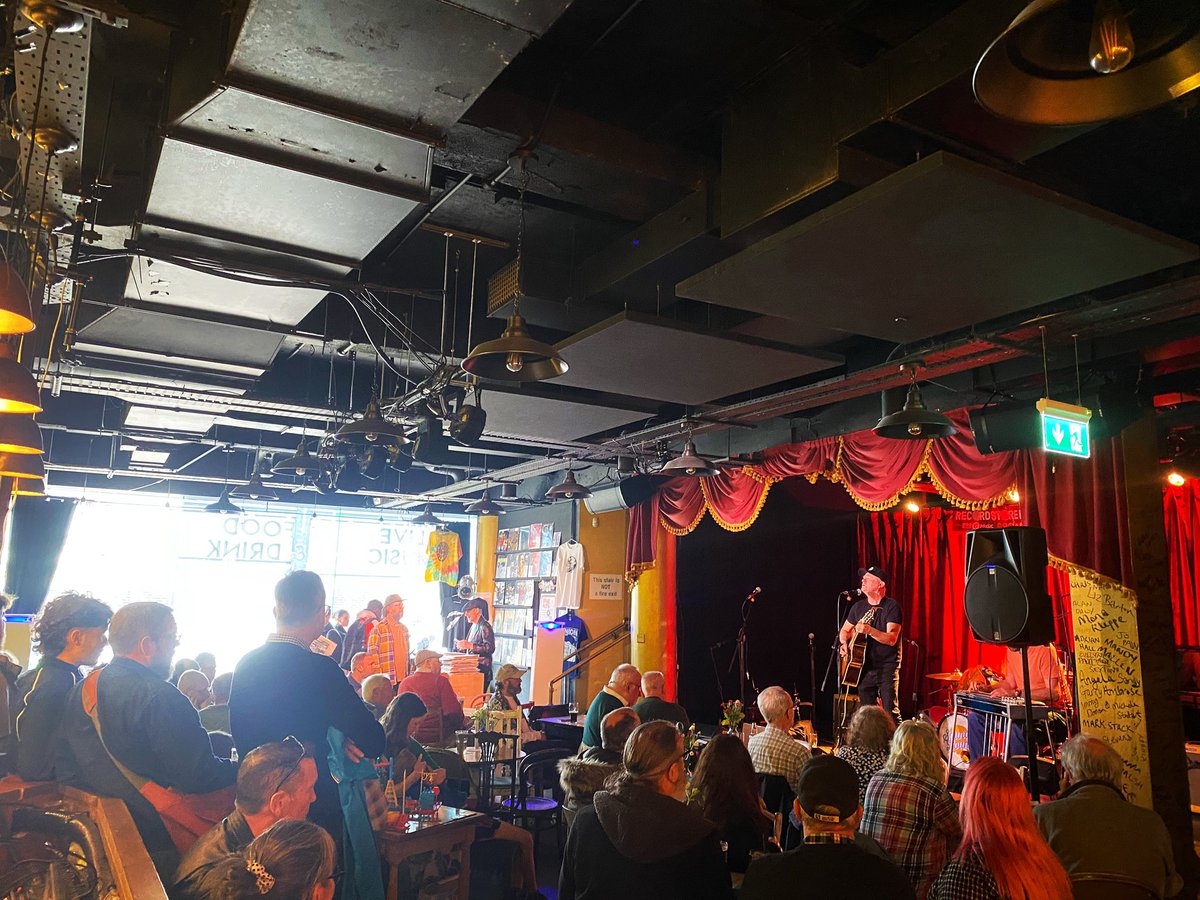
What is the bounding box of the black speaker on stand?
[963,526,1055,800]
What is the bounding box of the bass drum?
[939,712,970,771]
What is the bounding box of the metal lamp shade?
[0,264,34,334]
[659,440,717,477]
[461,313,568,383]
[0,415,42,454]
[547,469,592,500]
[334,399,409,446]
[466,488,503,515]
[231,472,280,501]
[13,476,45,496]
[272,441,318,477]
[873,383,958,439]
[205,488,243,515]
[0,357,42,414]
[412,504,445,526]
[973,0,1200,125]
[0,452,44,479]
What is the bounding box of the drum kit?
[919,667,996,771]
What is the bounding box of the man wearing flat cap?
[455,597,495,686]
[740,755,914,898]
[839,565,904,722]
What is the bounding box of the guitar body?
[841,607,877,688]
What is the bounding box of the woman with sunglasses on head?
[186,819,338,899]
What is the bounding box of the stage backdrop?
[1165,479,1200,645]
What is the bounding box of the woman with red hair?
[929,757,1071,900]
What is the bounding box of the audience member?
[171,657,199,686]
[12,591,112,780]
[323,609,348,663]
[200,673,233,733]
[930,757,1070,900]
[633,670,691,729]
[740,755,915,899]
[689,733,775,874]
[178,669,213,710]
[184,819,337,900]
[747,685,810,795]
[57,602,236,875]
[581,663,641,748]
[347,651,378,698]
[861,720,960,899]
[836,705,894,805]
[230,571,384,842]
[397,649,464,744]
[560,720,732,899]
[0,593,20,762]
[368,594,410,684]
[173,738,318,898]
[559,707,639,816]
[339,600,382,670]
[485,663,545,744]
[361,673,394,719]
[454,597,495,685]
[1034,734,1182,898]
[195,652,217,685]
[381,693,538,891]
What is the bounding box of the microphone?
[839,588,862,599]
[746,586,762,603]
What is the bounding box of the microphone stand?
[808,633,817,713]
[732,596,756,710]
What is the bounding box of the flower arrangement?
[469,706,490,731]
[720,699,745,731]
[682,723,702,772]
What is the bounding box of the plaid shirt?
[748,723,811,795]
[928,851,999,900]
[861,770,961,899]
[367,620,410,683]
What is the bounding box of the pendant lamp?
[412,504,444,526]
[230,470,280,501]
[205,487,243,515]
[873,381,957,440]
[13,476,44,496]
[0,414,41,453]
[0,263,34,334]
[659,439,717,477]
[0,451,43,479]
[0,354,41,414]
[334,398,410,446]
[547,467,592,500]
[973,0,1200,125]
[271,441,318,478]
[465,487,503,516]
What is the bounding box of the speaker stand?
[1019,646,1039,803]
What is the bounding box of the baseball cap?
[495,663,528,683]
[858,565,887,584]
[414,649,442,666]
[796,755,860,823]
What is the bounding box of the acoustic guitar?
[840,607,877,688]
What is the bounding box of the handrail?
[548,619,630,703]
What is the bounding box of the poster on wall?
[1068,569,1152,808]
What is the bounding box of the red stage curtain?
[1165,481,1200,645]
[927,410,1021,509]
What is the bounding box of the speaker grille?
[964,565,1030,644]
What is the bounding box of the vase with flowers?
[720,699,745,734]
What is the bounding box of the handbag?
[80,670,235,855]
[362,774,388,831]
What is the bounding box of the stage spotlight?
[904,499,921,514]
[1168,471,1187,487]
[1007,488,1021,503]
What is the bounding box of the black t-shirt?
[845,596,903,669]
[740,841,916,900]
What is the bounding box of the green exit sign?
[1036,398,1092,459]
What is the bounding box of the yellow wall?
[475,515,498,616]
[632,527,677,699]
[573,508,632,705]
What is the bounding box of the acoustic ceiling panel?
[77,308,285,375]
[482,391,646,442]
[678,152,1200,345]
[553,312,843,405]
[124,406,219,433]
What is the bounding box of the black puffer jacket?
[559,782,732,900]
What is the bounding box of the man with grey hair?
[748,685,810,794]
[581,663,641,748]
[1034,733,1181,898]
[634,670,690,729]
[559,707,640,818]
[57,601,236,876]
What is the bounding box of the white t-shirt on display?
[556,541,585,609]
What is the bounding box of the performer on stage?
[839,566,903,722]
[966,644,1064,762]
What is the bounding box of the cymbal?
[926,671,963,682]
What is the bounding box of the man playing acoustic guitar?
[839,566,903,723]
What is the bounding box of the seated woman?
[836,705,894,805]
[185,819,336,899]
[483,663,545,745]
[861,720,961,899]
[689,734,776,875]
[929,757,1070,900]
[381,692,538,893]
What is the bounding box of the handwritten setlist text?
[1069,572,1152,807]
